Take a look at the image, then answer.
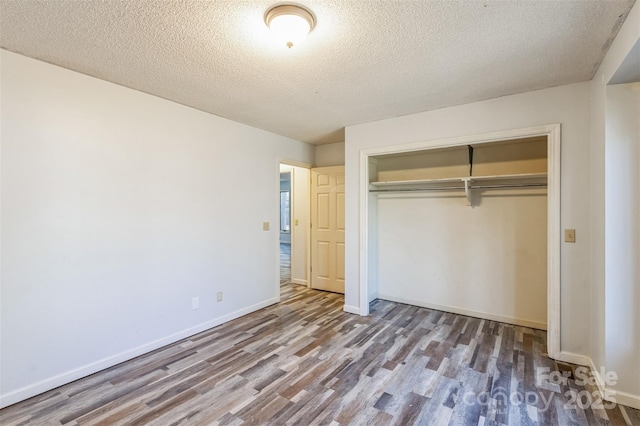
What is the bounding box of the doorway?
[278,163,311,295]
[279,170,292,284]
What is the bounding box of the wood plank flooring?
[280,243,291,284]
[1,283,639,425]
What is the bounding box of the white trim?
[292,279,308,286]
[557,351,592,366]
[0,296,279,409]
[378,295,547,330]
[358,150,370,316]
[279,158,313,169]
[357,124,562,357]
[550,354,640,411]
[359,125,560,156]
[278,158,313,297]
[343,304,361,315]
[546,124,561,359]
[590,356,607,397]
[302,166,312,289]
[588,357,640,410]
[610,390,640,411]
[276,159,284,300]
[286,169,296,284]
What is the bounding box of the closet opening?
[358,125,561,359]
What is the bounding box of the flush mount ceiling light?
[265,4,315,48]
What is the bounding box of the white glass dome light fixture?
[265,4,315,48]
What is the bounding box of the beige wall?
[315,142,345,167]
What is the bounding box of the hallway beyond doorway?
[280,243,290,285]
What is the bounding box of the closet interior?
[368,136,549,329]
[369,136,548,206]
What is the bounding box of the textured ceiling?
[0,0,635,144]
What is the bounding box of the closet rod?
[369,182,547,193]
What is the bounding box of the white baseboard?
[292,278,308,286]
[343,304,361,315]
[611,390,640,410]
[0,297,279,409]
[589,358,640,410]
[557,351,592,366]
[377,294,547,330]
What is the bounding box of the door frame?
[279,170,292,246]
[277,159,312,299]
[358,124,561,359]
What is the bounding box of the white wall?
[0,50,314,407]
[315,142,345,167]
[605,82,640,401]
[290,167,310,286]
[590,1,640,408]
[345,82,592,356]
[377,190,547,329]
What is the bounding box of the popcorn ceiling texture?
[0,0,635,144]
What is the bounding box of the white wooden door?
[311,166,345,293]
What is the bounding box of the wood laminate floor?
[280,243,291,284]
[1,284,639,425]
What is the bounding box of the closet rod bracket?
[463,178,472,207]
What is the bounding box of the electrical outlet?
[564,229,576,243]
[192,296,199,310]
[217,291,223,302]
[263,222,270,231]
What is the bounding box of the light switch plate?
[263,222,270,231]
[564,229,576,243]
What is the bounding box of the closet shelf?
[369,172,547,188]
[369,172,547,206]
